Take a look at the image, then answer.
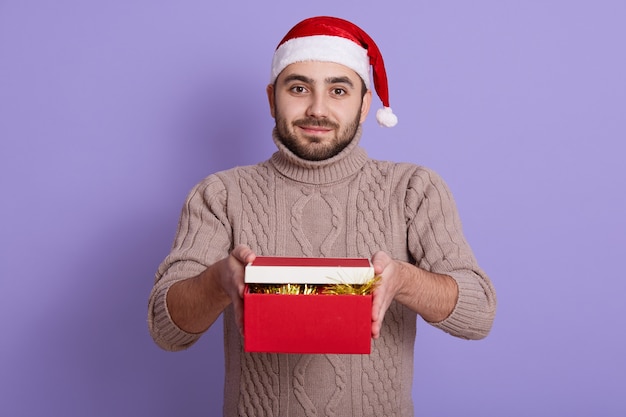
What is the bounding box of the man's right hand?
[215,244,256,335]
[166,244,256,336]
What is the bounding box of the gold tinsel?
[248,275,381,296]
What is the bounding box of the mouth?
[298,125,333,134]
[294,119,338,135]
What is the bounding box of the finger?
[232,244,256,264]
[371,297,391,339]
[372,303,388,330]
[371,317,382,339]
[371,251,390,275]
[237,280,246,298]
[232,293,244,336]
[371,290,382,322]
[370,291,385,338]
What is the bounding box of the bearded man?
[148,15,496,417]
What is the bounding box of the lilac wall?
[1,1,624,416]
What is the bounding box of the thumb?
[371,251,391,275]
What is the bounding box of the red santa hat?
[270,16,398,127]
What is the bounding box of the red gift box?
[243,256,374,354]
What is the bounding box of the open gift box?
[243,256,374,354]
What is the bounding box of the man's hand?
[370,251,459,339]
[370,251,403,339]
[167,244,256,336]
[215,244,256,335]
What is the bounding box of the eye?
[331,87,347,96]
[290,85,308,94]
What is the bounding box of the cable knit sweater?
[148,129,496,417]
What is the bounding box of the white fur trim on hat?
[270,35,370,88]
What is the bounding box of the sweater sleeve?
[405,167,496,340]
[147,175,233,351]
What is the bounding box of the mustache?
[293,118,339,129]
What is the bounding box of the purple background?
[1,1,625,416]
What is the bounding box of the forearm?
[395,261,458,323]
[166,264,231,334]
[400,167,496,337]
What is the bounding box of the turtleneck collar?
[269,126,369,185]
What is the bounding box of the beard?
[274,111,361,161]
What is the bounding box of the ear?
[266,84,276,118]
[359,89,373,124]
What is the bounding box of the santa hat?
[270,16,398,127]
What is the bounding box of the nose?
[306,91,328,118]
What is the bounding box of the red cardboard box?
[244,256,374,284]
[243,256,374,354]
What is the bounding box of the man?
[148,16,496,417]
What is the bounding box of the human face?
[267,61,372,161]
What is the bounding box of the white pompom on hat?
[270,16,398,127]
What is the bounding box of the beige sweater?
[148,130,496,417]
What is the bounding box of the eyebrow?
[281,74,355,89]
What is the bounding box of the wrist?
[200,263,232,308]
